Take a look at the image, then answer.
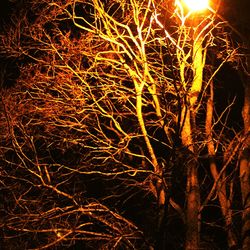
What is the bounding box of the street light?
[181,0,209,12]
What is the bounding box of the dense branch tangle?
[67,0,178,201]
[1,0,247,249]
[1,0,178,248]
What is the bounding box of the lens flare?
[182,0,209,12]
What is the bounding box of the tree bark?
[240,148,250,250]
[185,155,200,250]
[240,74,250,249]
[182,30,205,250]
[181,108,200,250]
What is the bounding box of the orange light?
[182,0,209,12]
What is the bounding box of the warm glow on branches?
[0,0,246,249]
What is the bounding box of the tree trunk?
[178,28,205,249]
[181,108,200,250]
[240,148,250,250]
[240,75,250,249]
[185,156,200,250]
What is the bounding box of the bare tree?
[0,0,248,249]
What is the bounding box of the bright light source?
[182,0,209,12]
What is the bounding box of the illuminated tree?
[0,0,248,249]
[234,2,250,248]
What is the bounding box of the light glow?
[182,0,209,12]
